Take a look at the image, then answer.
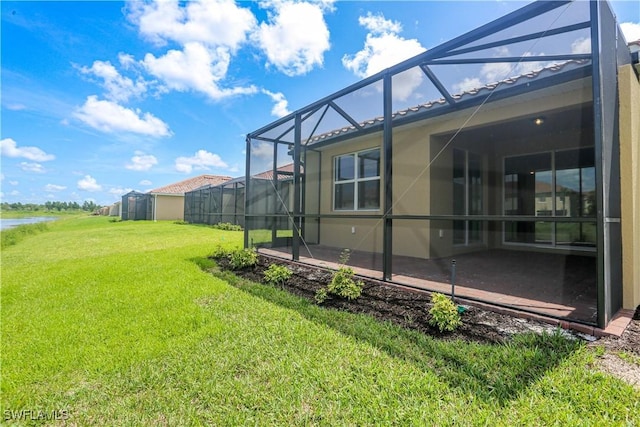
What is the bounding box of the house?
[245,0,640,329]
[148,175,231,221]
[121,191,152,221]
[184,164,295,229]
[108,202,121,217]
[121,175,231,221]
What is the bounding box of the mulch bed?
[213,253,594,345]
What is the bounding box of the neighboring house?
[184,164,295,229]
[245,0,640,329]
[121,191,152,221]
[148,175,231,221]
[121,175,231,221]
[109,202,121,217]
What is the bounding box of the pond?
[0,217,58,230]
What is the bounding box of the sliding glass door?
[503,147,596,249]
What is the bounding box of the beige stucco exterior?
[305,78,595,259]
[152,194,185,221]
[619,64,640,310]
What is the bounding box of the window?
[453,149,483,245]
[334,149,380,210]
[503,147,595,248]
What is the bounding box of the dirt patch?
[212,254,640,386]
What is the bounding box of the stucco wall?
[305,79,595,259]
[619,64,640,310]
[154,195,185,221]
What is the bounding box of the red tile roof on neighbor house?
[253,163,296,180]
[149,174,232,195]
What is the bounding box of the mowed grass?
[1,217,638,425]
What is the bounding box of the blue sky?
[1,0,638,206]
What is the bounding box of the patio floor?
[260,245,598,324]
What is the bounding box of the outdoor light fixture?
[533,117,545,126]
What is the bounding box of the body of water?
[0,217,58,230]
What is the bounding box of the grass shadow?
[194,258,583,406]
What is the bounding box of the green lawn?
[1,217,638,425]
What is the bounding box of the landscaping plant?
[316,249,364,303]
[428,292,462,332]
[228,248,258,270]
[263,263,292,287]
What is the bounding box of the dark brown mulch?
[213,254,589,345]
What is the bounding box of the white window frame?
[333,148,380,211]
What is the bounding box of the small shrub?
[264,264,292,287]
[211,245,231,259]
[213,222,243,231]
[228,248,258,270]
[315,249,364,304]
[428,293,462,332]
[327,266,363,300]
[109,218,122,223]
[174,220,189,225]
[314,287,328,304]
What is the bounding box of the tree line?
[1,201,103,212]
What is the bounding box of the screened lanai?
[245,0,632,328]
[121,191,152,221]
[184,178,245,227]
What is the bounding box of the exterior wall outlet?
[439,229,444,238]
[351,226,356,234]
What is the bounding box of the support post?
[292,113,302,261]
[382,72,393,281]
[244,136,251,249]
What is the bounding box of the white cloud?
[109,187,133,196]
[571,37,591,54]
[342,13,425,101]
[452,77,483,94]
[1,138,55,162]
[262,89,291,117]
[19,162,46,173]
[620,22,640,43]
[451,47,550,94]
[139,179,153,186]
[78,60,147,103]
[9,190,19,196]
[9,180,18,186]
[175,149,228,173]
[358,12,402,34]
[74,96,171,137]
[6,104,27,111]
[142,42,257,100]
[126,0,256,51]
[126,151,158,171]
[256,1,331,76]
[118,53,137,69]
[44,184,67,192]
[77,175,103,192]
[250,141,273,159]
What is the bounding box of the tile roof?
[307,59,590,145]
[150,174,232,195]
[253,163,296,180]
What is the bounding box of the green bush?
[314,287,328,304]
[315,249,364,303]
[213,222,243,231]
[428,293,462,332]
[211,245,231,259]
[263,264,292,287]
[228,248,258,270]
[173,220,189,225]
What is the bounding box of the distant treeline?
[1,201,103,212]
